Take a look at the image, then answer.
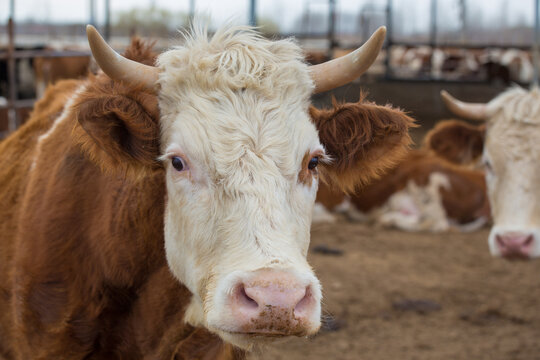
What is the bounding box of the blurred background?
[2,2,540,359]
[1,0,538,139]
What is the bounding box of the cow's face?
[83,25,414,349]
[157,34,323,347]
[483,95,540,259]
[435,88,540,259]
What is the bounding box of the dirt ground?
[252,220,540,360]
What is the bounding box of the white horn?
[86,25,158,91]
[310,26,386,94]
[440,90,488,121]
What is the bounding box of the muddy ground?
[253,220,540,360]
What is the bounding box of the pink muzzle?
[228,269,318,336]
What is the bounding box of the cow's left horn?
[86,25,158,91]
[440,90,488,121]
[310,26,386,94]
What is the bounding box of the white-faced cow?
[433,88,540,259]
[0,25,415,358]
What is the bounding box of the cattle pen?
[1,1,540,360]
[1,0,537,137]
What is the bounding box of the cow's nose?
[495,232,534,259]
[229,269,317,336]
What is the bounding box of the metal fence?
[1,0,538,137]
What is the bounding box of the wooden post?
[533,0,539,86]
[7,18,18,132]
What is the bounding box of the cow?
[0,46,46,100]
[500,49,533,84]
[433,88,540,259]
[348,148,489,232]
[0,24,416,359]
[33,53,92,98]
[313,179,348,224]
[304,50,328,65]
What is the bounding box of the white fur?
[155,25,322,347]
[483,87,540,257]
[311,202,337,224]
[31,83,87,172]
[358,172,451,232]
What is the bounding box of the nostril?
[523,235,534,247]
[496,235,506,248]
[294,286,311,317]
[237,284,258,309]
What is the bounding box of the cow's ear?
[310,99,415,193]
[72,78,161,176]
[424,119,485,165]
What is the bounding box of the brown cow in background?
[348,148,489,232]
[33,53,91,98]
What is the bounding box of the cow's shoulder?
[0,79,83,261]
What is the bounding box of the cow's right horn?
[440,90,488,121]
[86,25,158,91]
[310,26,386,94]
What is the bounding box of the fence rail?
[2,22,536,138]
[0,50,91,60]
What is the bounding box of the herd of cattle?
[389,46,534,83]
[0,24,538,359]
[306,45,534,84]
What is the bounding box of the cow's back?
[0,79,81,356]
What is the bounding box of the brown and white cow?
[434,88,540,259]
[33,52,92,98]
[0,25,415,358]
[348,148,489,232]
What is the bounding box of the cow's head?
[82,25,413,349]
[432,88,540,259]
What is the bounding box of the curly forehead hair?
[157,25,314,97]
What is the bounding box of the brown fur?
[315,181,347,211]
[298,150,325,187]
[72,76,161,177]
[0,107,33,132]
[310,96,416,193]
[350,149,490,224]
[34,55,91,88]
[72,38,161,178]
[0,39,244,360]
[424,119,485,165]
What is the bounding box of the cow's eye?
[483,158,493,173]
[171,156,188,172]
[308,157,319,170]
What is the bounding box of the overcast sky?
[0,0,534,34]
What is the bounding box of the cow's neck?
[14,104,239,357]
